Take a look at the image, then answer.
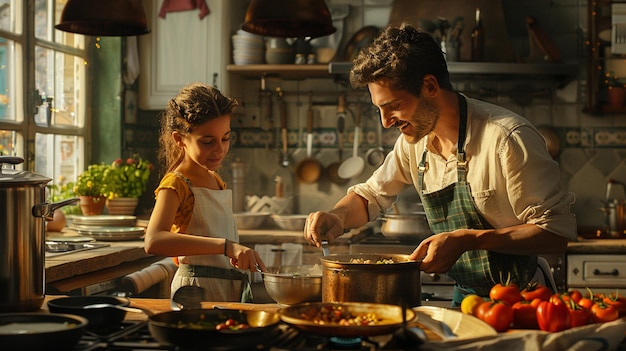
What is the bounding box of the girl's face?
[178,114,232,171]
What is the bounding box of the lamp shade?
[242,0,336,38]
[55,0,150,36]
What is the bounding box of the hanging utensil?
[365,116,386,167]
[295,97,322,183]
[327,93,348,184]
[278,90,289,167]
[337,105,365,179]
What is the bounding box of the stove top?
[70,321,418,351]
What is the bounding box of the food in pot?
[349,257,396,264]
[297,305,383,326]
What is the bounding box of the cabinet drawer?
[567,254,626,288]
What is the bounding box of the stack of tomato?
[461,281,625,332]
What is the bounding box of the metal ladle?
[338,106,365,179]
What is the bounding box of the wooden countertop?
[568,238,626,254]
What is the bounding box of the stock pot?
[380,212,433,240]
[0,156,78,312]
[320,254,422,307]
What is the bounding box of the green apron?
[417,94,536,306]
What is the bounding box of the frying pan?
[148,308,281,349]
[0,313,88,351]
[47,295,134,329]
[295,102,322,183]
[279,302,416,337]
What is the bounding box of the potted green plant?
[104,155,152,215]
[74,163,109,215]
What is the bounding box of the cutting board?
[388,0,514,62]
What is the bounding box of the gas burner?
[70,321,416,351]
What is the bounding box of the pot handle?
[0,156,25,173]
[32,198,79,220]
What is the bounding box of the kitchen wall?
[133,0,626,232]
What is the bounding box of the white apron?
[170,185,247,302]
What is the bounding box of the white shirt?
[350,96,578,241]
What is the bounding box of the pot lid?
[0,156,51,186]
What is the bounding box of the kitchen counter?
[568,238,626,254]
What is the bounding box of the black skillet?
[148,308,281,350]
[0,313,88,351]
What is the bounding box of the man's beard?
[403,98,439,144]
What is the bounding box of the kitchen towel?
[159,0,210,19]
[121,257,178,295]
[417,317,626,351]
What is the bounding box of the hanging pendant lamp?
[55,0,150,36]
[242,0,336,38]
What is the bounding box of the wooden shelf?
[227,62,578,86]
[226,64,331,79]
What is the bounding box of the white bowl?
[271,214,308,231]
[234,212,269,229]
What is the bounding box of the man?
[304,23,577,306]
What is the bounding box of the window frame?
[0,0,90,177]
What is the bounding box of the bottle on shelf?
[471,8,485,61]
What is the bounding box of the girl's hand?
[228,242,267,272]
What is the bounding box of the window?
[0,0,87,187]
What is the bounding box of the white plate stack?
[68,215,144,241]
[232,30,265,65]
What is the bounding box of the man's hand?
[410,230,466,273]
[304,211,344,247]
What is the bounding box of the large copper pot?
[320,254,421,307]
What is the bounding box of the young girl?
[145,82,266,303]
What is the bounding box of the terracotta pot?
[79,195,107,216]
[608,86,626,107]
[106,197,139,215]
[46,209,67,232]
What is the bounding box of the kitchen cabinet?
[138,0,245,109]
[585,0,626,114]
[567,253,626,295]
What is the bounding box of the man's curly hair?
[349,23,452,97]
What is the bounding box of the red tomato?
[536,299,571,332]
[603,293,626,317]
[512,300,539,329]
[476,300,514,332]
[490,282,522,306]
[521,283,552,302]
[578,297,595,311]
[591,303,620,323]
[568,290,583,304]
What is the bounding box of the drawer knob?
[592,268,619,276]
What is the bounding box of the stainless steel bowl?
[262,265,322,305]
[234,212,269,230]
[271,214,308,231]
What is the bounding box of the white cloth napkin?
[418,317,626,351]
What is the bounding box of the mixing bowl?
[234,212,269,229]
[271,214,308,231]
[262,265,322,305]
